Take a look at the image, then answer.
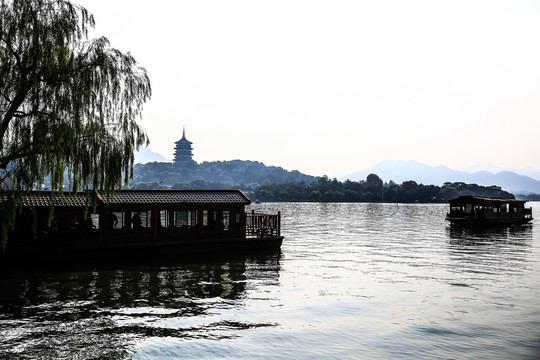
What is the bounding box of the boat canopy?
[448,196,526,206]
[2,189,251,208]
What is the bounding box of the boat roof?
[101,190,250,205]
[0,192,94,207]
[2,189,251,207]
[448,195,526,204]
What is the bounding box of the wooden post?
[152,208,158,242]
[240,208,246,238]
[278,211,281,237]
[197,209,204,239]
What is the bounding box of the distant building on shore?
[173,127,196,165]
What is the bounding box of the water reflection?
[445,224,533,278]
[0,251,281,359]
[447,223,534,242]
[2,202,539,359]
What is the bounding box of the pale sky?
[77,0,540,177]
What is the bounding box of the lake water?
[1,202,539,359]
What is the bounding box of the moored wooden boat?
[0,190,283,265]
[446,196,533,225]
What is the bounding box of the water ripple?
[0,202,539,359]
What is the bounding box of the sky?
[76,0,540,177]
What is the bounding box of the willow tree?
[0,0,151,249]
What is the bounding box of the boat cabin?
[3,190,282,259]
[446,196,533,225]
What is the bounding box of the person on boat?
[132,212,143,230]
[107,212,118,230]
[81,215,94,234]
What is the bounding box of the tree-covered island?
[252,175,515,203]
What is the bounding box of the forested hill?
[130,160,317,189]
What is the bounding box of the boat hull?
[0,236,284,268]
[446,216,533,226]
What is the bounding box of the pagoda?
[173,127,195,165]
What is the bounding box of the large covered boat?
[1,190,283,264]
[446,196,533,225]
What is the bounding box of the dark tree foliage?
[129,182,169,190]
[253,178,515,203]
[131,160,317,188]
[0,0,151,249]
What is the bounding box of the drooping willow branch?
[0,0,152,250]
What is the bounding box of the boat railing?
[246,211,281,238]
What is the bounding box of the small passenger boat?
[446,195,533,225]
[1,189,283,264]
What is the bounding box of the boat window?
[510,204,522,213]
[131,211,149,230]
[501,203,509,213]
[108,212,126,230]
[160,210,197,232]
[178,210,197,230]
[49,213,96,235]
[221,211,230,231]
[465,204,473,213]
[203,210,220,232]
[91,214,99,229]
[49,214,70,232]
[160,210,166,228]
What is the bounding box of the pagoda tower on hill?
[173,126,195,165]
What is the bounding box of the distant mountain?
[518,167,540,182]
[467,171,540,195]
[463,164,540,182]
[134,147,170,164]
[342,160,464,184]
[342,160,540,194]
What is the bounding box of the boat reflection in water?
[0,251,282,359]
[447,222,534,242]
[445,223,534,278]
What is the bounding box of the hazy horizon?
[135,147,540,179]
[80,0,540,176]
